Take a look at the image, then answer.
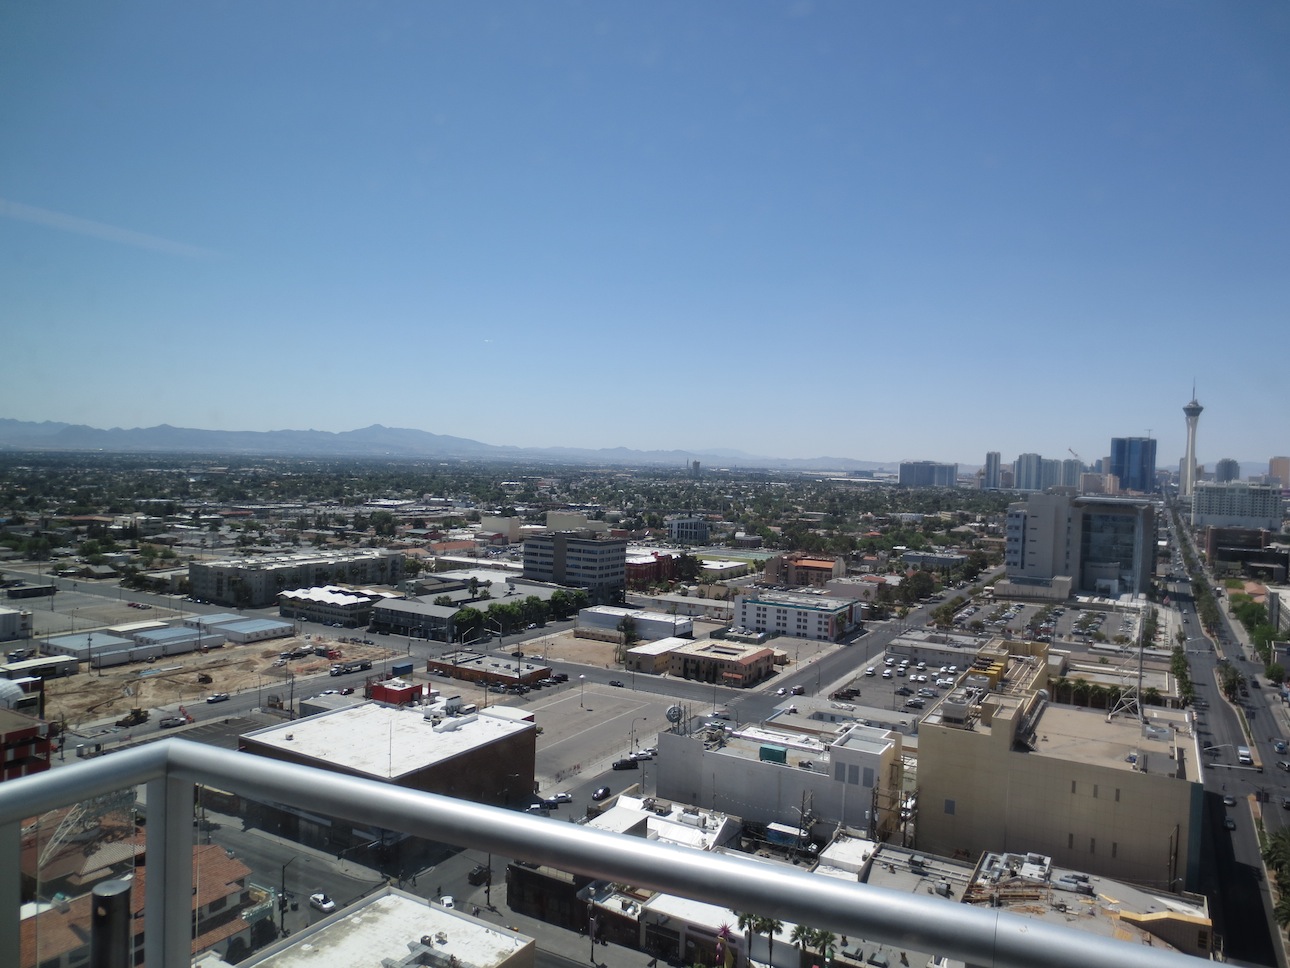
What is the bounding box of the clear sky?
[2,2,1287,470]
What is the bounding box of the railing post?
[0,820,18,968]
[145,775,193,968]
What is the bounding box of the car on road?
[882,670,893,679]
[541,797,564,809]
[439,896,455,909]
[1278,761,1290,773]
[1224,817,1236,831]
[511,651,524,658]
[158,716,186,729]
[309,893,336,913]
[790,685,805,695]
[775,687,787,696]
[468,865,491,885]
[612,758,639,771]
[340,687,354,695]
[549,792,573,803]
[608,680,624,688]
[1223,795,1237,806]
[631,750,653,760]
[205,693,230,704]
[1277,741,1288,754]
[864,667,876,676]
[592,786,611,801]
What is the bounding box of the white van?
[1238,746,1253,766]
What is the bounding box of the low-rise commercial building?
[763,553,846,587]
[664,638,775,688]
[522,531,626,603]
[189,549,404,608]
[576,605,693,641]
[277,584,380,627]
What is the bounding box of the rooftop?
[240,702,533,780]
[244,889,534,968]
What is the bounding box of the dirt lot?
[43,633,398,729]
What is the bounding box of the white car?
[864,667,876,676]
[882,670,893,679]
[309,893,336,913]
[440,895,455,909]
[775,687,787,696]
[550,791,573,803]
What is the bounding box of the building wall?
[734,595,854,642]
[917,707,1200,890]
[899,462,958,488]
[654,728,898,834]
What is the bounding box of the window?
[1071,780,1077,794]
[944,798,955,816]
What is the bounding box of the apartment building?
[734,592,858,642]
[189,549,404,608]
[1190,481,1283,530]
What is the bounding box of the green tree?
[755,917,782,965]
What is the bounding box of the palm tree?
[756,916,783,965]
[1071,678,1090,706]
[790,923,812,965]
[735,912,757,963]
[811,929,837,966]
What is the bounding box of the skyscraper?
[1182,391,1203,497]
[1013,453,1044,491]
[1109,437,1158,493]
[983,451,1002,490]
[1214,458,1241,483]
[1270,456,1289,488]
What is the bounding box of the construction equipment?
[115,708,149,728]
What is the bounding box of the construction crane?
[1068,447,1082,466]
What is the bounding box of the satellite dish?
[666,705,683,724]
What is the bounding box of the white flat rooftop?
[242,702,532,780]
[248,890,532,968]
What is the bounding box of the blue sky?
[2,1,1287,469]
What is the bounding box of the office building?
[1060,458,1082,488]
[1214,458,1241,483]
[1191,482,1283,530]
[898,461,958,488]
[522,531,627,603]
[1182,392,1203,497]
[1002,490,1155,597]
[983,451,1002,489]
[1109,437,1158,493]
[1271,456,1290,488]
[666,514,710,545]
[1013,453,1044,491]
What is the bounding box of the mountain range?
[0,419,893,472]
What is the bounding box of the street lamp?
[579,675,586,708]
[630,717,647,756]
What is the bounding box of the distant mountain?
[0,418,894,471]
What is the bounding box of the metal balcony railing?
[0,739,1207,968]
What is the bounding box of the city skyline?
[2,3,1287,464]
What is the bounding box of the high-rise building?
[1004,491,1155,596]
[1109,437,1158,493]
[1060,458,1082,488]
[1182,392,1203,497]
[1013,453,1044,491]
[1269,456,1289,488]
[1040,459,1062,491]
[1191,482,1283,530]
[983,451,1002,490]
[898,461,958,488]
[1214,458,1241,483]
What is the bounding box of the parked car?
[439,896,455,909]
[549,792,573,803]
[592,786,611,801]
[309,893,336,913]
[608,680,625,688]
[158,716,186,729]
[205,693,230,704]
[612,758,639,771]
[468,865,491,885]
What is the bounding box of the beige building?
[916,646,1202,891]
[763,553,846,587]
[665,638,775,688]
